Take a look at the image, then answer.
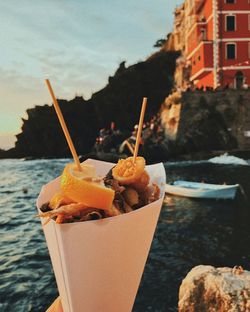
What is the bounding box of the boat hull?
[165,181,239,199]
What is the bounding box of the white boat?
[165,181,239,199]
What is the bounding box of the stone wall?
[182,89,250,149]
[161,89,250,151]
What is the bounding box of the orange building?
[173,0,250,89]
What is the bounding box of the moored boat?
[165,181,239,199]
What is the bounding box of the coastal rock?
[91,50,178,130]
[178,89,250,151]
[8,51,178,158]
[179,265,250,312]
[156,91,237,160]
[176,93,236,154]
[14,98,97,158]
[3,52,250,161]
[139,90,237,162]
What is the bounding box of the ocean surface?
[0,157,250,312]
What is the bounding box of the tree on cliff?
[153,39,166,48]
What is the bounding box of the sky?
[0,0,182,150]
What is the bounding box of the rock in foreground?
[179,265,250,312]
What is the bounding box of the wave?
[208,154,249,166]
[165,160,208,167]
[165,154,250,167]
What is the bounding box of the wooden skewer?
[45,79,82,171]
[133,97,147,163]
[125,140,134,155]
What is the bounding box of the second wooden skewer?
[133,97,147,163]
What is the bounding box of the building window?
[248,42,250,59]
[226,15,236,31]
[226,43,236,59]
[225,0,235,3]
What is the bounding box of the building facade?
[172,0,250,89]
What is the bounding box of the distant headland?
[0,51,178,161]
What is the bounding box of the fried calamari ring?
[112,156,145,185]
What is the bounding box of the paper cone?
[37,159,166,312]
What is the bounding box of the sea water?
[0,158,250,312]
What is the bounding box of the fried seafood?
[39,203,105,224]
[105,157,160,213]
[39,203,88,218]
[49,191,74,209]
[39,157,160,224]
[112,157,145,184]
[123,188,139,207]
[131,170,150,191]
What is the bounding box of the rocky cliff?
[2,51,178,158]
[156,89,250,160]
[2,51,250,161]
[139,90,238,163]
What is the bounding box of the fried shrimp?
[39,203,106,224]
[39,203,88,219]
[131,170,150,191]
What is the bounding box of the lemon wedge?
[60,163,115,211]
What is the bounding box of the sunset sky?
[0,0,182,149]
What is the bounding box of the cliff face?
[175,91,237,154]
[158,89,250,158]
[139,90,239,162]
[9,51,179,158]
[15,99,97,158]
[91,51,178,130]
[179,90,250,151]
[3,51,249,161]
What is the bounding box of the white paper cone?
[37,159,166,312]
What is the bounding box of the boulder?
[179,265,250,312]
